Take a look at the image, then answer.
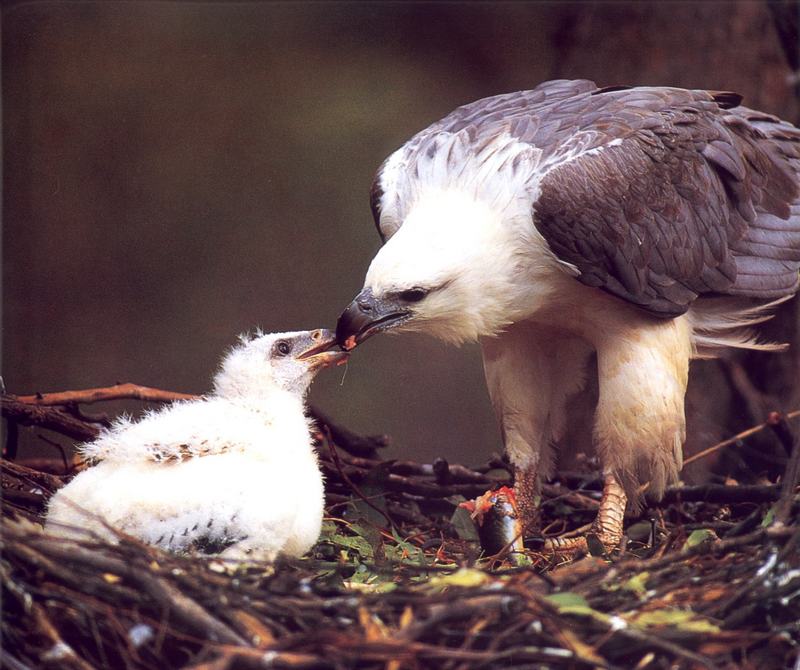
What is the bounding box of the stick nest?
[2,390,800,669]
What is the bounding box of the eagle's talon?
[542,535,589,557]
[525,473,628,559]
[539,530,622,559]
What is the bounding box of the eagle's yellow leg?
[513,463,542,533]
[538,309,691,557]
[542,474,627,555]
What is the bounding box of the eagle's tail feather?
[687,295,793,357]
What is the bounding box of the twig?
[1,397,99,442]
[4,419,18,460]
[322,431,394,528]
[13,384,197,406]
[2,654,34,670]
[552,524,797,593]
[345,454,504,486]
[599,617,721,670]
[3,488,50,511]
[720,358,774,429]
[768,410,798,457]
[62,404,113,428]
[683,409,800,466]
[28,538,249,647]
[712,525,800,623]
[311,407,389,457]
[656,483,781,506]
[2,459,67,492]
[769,411,800,525]
[36,434,70,473]
[31,600,97,670]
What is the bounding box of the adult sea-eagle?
[335,79,800,554]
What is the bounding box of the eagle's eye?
[274,340,292,357]
[399,287,428,303]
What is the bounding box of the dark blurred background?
[4,1,799,474]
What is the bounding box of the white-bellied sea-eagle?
[335,79,800,554]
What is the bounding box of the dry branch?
[14,384,198,406]
[2,397,100,442]
[683,408,800,465]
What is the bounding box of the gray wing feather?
[531,88,800,316]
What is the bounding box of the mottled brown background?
[4,1,799,471]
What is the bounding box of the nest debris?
[2,387,800,669]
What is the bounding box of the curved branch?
[14,384,197,406]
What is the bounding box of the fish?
[459,486,525,559]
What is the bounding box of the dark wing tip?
[369,171,386,242]
[592,84,632,95]
[710,91,743,109]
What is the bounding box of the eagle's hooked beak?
[296,329,349,368]
[336,288,412,350]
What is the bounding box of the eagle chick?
[45,329,347,562]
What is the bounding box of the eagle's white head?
[337,187,563,347]
[213,329,348,399]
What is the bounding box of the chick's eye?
[399,287,428,303]
[274,340,292,357]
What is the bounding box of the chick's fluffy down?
[45,330,331,562]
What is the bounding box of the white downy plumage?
[45,329,346,562]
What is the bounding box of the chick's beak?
[296,329,349,369]
[336,288,411,350]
